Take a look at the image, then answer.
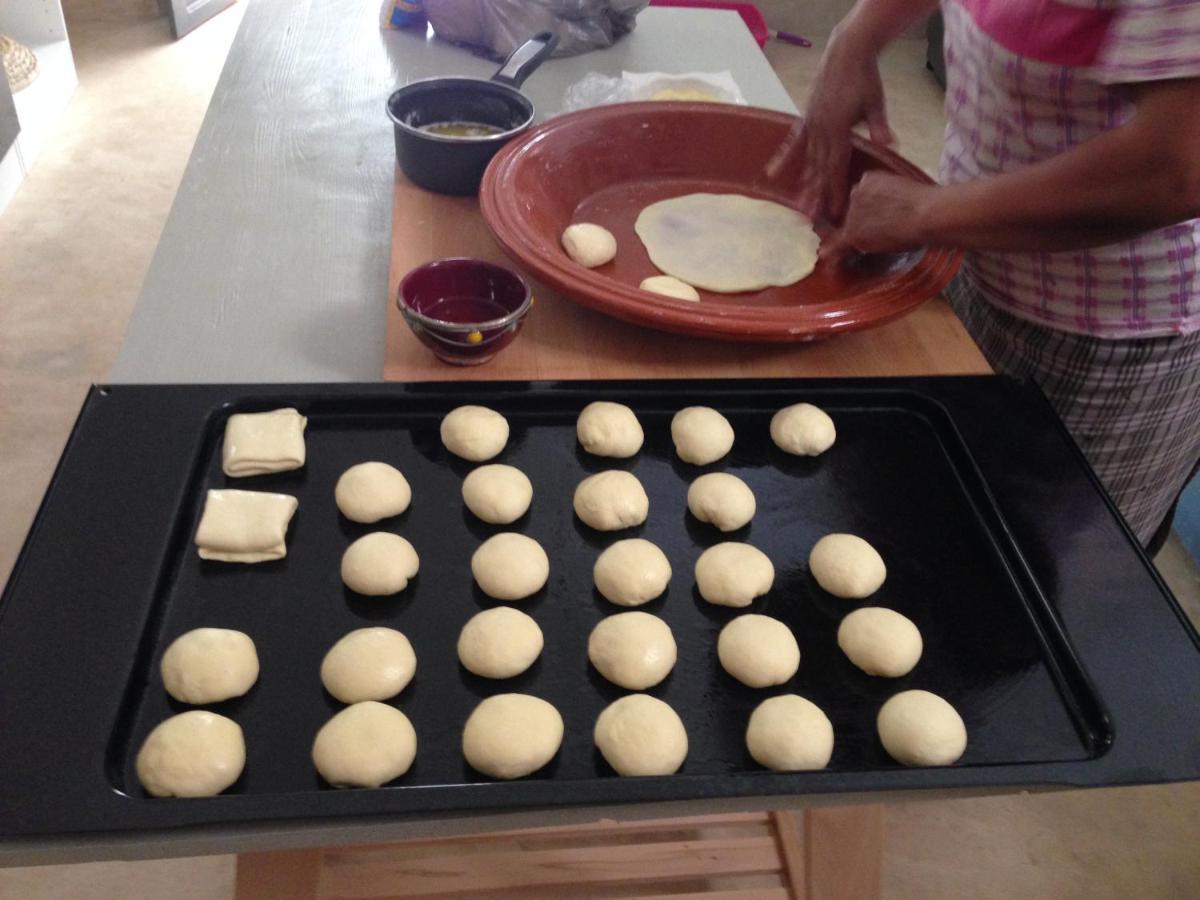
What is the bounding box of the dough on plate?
[634,193,820,293]
[462,694,563,779]
[335,462,412,523]
[687,472,756,532]
[640,275,700,301]
[746,694,834,771]
[809,533,886,599]
[588,611,677,690]
[136,711,245,798]
[471,532,549,600]
[694,542,774,607]
[321,627,417,703]
[577,401,644,458]
[671,407,734,465]
[194,489,299,563]
[771,403,836,457]
[312,701,417,787]
[877,690,967,767]
[561,223,617,268]
[160,628,259,705]
[594,694,688,776]
[837,607,922,677]
[462,464,533,524]
[441,405,510,461]
[718,614,800,688]
[221,407,307,477]
[650,87,719,101]
[593,538,671,606]
[341,532,419,596]
[573,470,649,531]
[458,606,544,678]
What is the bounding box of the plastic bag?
[563,70,748,112]
[562,73,633,110]
[423,0,649,60]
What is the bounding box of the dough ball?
[877,690,967,767]
[593,538,671,607]
[588,612,677,690]
[640,275,700,301]
[746,695,834,771]
[577,401,644,458]
[462,464,533,524]
[687,472,756,532]
[809,533,886,599]
[136,711,245,798]
[471,532,549,600]
[335,462,412,523]
[440,405,510,462]
[341,532,420,596]
[573,470,650,531]
[770,403,836,457]
[694,542,774,607]
[462,694,563,779]
[321,627,417,703]
[312,701,417,787]
[838,608,922,677]
[671,407,734,465]
[594,694,688,776]
[562,223,617,268]
[458,607,544,678]
[718,614,800,688]
[160,628,259,705]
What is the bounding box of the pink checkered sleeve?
[1094,0,1200,83]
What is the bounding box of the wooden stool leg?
[802,804,885,900]
[235,848,323,900]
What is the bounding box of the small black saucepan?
[387,32,560,196]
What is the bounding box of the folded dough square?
[195,490,299,562]
[222,408,307,477]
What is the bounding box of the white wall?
[0,0,78,215]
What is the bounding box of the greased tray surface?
[110,388,1096,796]
[2,378,1199,840]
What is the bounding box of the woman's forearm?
[917,80,1200,253]
[919,135,1200,252]
[835,0,941,54]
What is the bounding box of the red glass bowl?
[397,258,532,365]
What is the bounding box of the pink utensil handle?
[774,30,812,47]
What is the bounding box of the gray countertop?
[109,1,796,384]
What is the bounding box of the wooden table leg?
[234,805,886,899]
[802,804,885,900]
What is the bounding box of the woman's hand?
[767,0,939,221]
[824,172,934,257]
[768,30,894,223]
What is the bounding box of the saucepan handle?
[491,31,560,89]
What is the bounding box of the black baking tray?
[1,377,1198,841]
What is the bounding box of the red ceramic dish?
[479,102,961,342]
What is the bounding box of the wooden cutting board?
[383,168,989,382]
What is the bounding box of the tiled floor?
[1,7,1198,898]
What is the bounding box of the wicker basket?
[1,35,39,93]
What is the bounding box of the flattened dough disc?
[634,193,820,293]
